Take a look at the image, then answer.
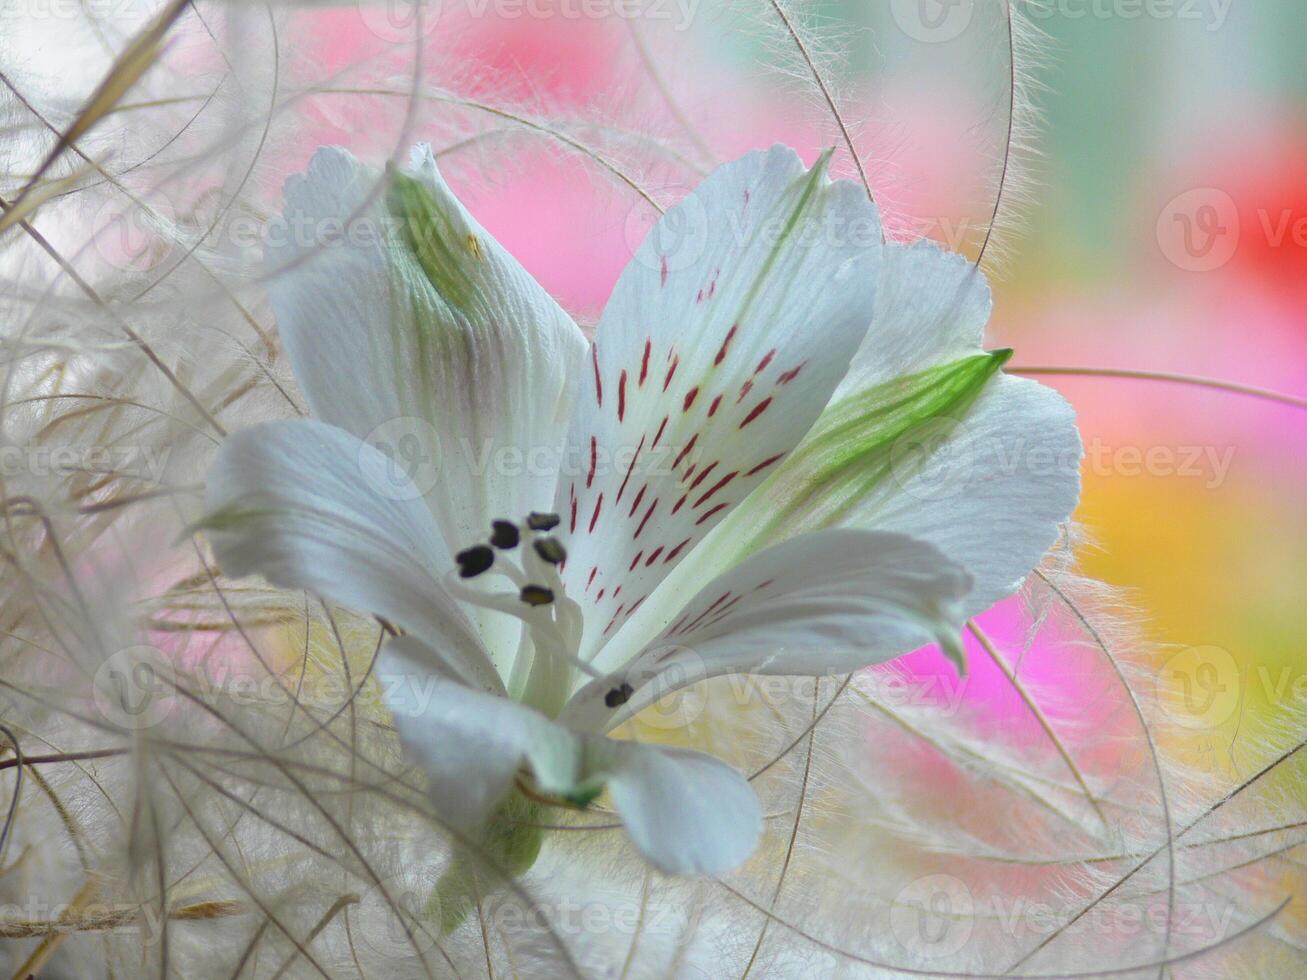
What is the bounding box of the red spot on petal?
[695,501,729,525]
[660,256,669,287]
[694,470,737,508]
[665,537,691,562]
[663,355,679,392]
[746,452,785,477]
[587,436,598,488]
[628,483,648,518]
[639,339,651,386]
[755,349,777,375]
[586,567,598,590]
[635,499,659,539]
[778,361,807,385]
[616,436,644,504]
[739,397,772,428]
[672,434,698,469]
[644,546,664,566]
[589,493,604,532]
[682,386,699,412]
[708,394,723,418]
[604,605,625,635]
[714,324,738,366]
[596,588,606,601]
[701,593,745,630]
[672,494,688,515]
[629,551,644,571]
[688,460,718,492]
[570,496,578,533]
[592,345,603,406]
[737,378,754,403]
[651,416,669,449]
[682,591,732,633]
[618,370,627,422]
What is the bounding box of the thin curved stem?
[1009,365,1307,411]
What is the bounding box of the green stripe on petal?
[732,147,834,326]
[265,146,587,679]
[386,168,480,314]
[381,637,761,877]
[737,348,1011,550]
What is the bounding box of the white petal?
[601,742,761,875]
[860,373,1081,614]
[381,637,761,874]
[201,419,499,691]
[555,146,882,660]
[835,238,990,397]
[379,637,570,829]
[614,242,1078,648]
[266,145,587,548]
[563,529,970,732]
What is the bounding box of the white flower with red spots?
[200,143,1080,880]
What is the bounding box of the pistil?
[445,515,597,715]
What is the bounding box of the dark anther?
[604,682,635,708]
[533,537,566,565]
[490,520,520,549]
[455,545,495,579]
[520,585,555,607]
[526,511,561,531]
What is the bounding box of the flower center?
[445,512,603,712]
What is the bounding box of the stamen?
[533,537,566,565]
[490,520,520,549]
[605,682,635,708]
[448,515,605,687]
[455,545,494,578]
[443,573,540,619]
[520,585,555,607]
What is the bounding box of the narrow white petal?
[614,241,1079,649]
[380,638,568,830]
[381,638,761,874]
[601,743,761,875]
[201,419,499,691]
[266,144,587,547]
[865,373,1081,614]
[564,529,970,731]
[835,238,990,396]
[555,146,882,661]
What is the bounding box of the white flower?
[199,144,1080,889]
